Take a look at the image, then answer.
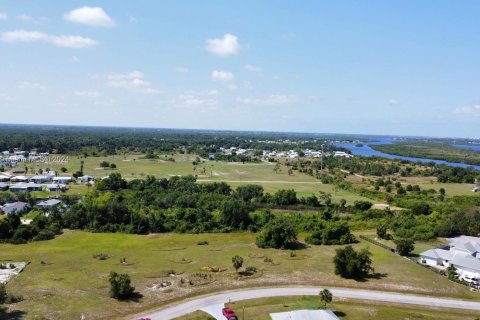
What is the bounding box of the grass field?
[179,296,480,320]
[1,230,478,319]
[27,153,374,204]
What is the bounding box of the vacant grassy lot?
[180,296,480,320]
[1,230,478,319]
[29,153,373,204]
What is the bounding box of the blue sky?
[0,1,479,138]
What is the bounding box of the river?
[335,137,480,171]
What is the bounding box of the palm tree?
[319,288,333,309]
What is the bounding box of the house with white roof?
[270,309,339,320]
[420,236,480,280]
[52,177,73,184]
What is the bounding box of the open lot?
[26,154,374,204]
[1,230,478,319]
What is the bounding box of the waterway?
[335,137,480,171]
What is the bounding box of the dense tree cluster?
[333,246,373,279]
[305,221,356,245]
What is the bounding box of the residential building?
[0,202,28,215]
[420,236,480,281]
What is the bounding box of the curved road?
[133,286,480,319]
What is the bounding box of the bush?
[333,246,373,279]
[109,271,135,300]
[353,200,373,211]
[256,217,297,249]
[394,238,415,256]
[305,221,356,246]
[197,240,209,245]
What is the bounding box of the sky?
[0,1,479,138]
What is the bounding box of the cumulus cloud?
[75,91,100,97]
[17,82,46,90]
[178,94,218,107]
[244,64,263,76]
[388,98,400,106]
[64,7,115,27]
[453,104,480,116]
[175,67,189,73]
[0,30,98,48]
[237,94,316,106]
[211,70,234,82]
[104,71,159,94]
[281,32,296,40]
[205,33,240,56]
[0,12,7,20]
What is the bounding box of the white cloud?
[17,15,48,25]
[175,67,189,73]
[242,81,252,89]
[17,82,46,90]
[205,33,240,57]
[75,91,100,97]
[104,71,159,94]
[281,32,296,40]
[70,55,80,62]
[244,64,263,76]
[64,7,115,27]
[0,30,98,48]
[453,104,480,116]
[178,94,218,107]
[237,94,315,106]
[211,70,234,82]
[388,98,400,106]
[0,12,7,20]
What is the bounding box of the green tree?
[447,265,458,281]
[376,223,388,239]
[394,238,415,256]
[333,245,373,279]
[319,288,333,308]
[256,217,297,249]
[232,255,244,273]
[220,199,251,229]
[109,271,135,300]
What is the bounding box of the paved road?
[133,286,480,320]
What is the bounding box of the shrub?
[109,271,135,300]
[256,218,297,249]
[333,246,373,279]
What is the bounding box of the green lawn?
[1,230,478,319]
[180,296,480,320]
[26,153,373,204]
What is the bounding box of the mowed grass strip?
[1,230,479,319]
[179,296,480,320]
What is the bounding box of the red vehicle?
[222,307,238,320]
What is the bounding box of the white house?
[0,202,28,215]
[270,309,339,320]
[29,175,52,183]
[53,177,73,184]
[78,175,94,182]
[333,151,354,158]
[420,236,480,281]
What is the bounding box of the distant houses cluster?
[0,171,95,193]
[215,146,354,159]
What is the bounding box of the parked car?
[222,307,238,320]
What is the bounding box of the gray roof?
[451,256,480,272]
[37,199,62,207]
[1,202,28,214]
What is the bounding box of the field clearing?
[180,296,480,320]
[1,230,478,319]
[29,154,373,204]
